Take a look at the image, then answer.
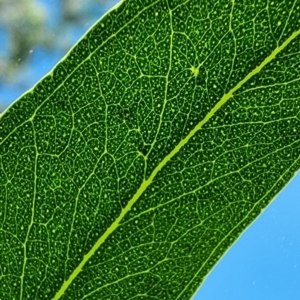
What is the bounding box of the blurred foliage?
[0,0,109,83]
[0,0,47,80]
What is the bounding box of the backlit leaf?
[1,0,300,299]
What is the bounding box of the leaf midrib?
[52,24,300,299]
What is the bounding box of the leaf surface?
[1,0,300,299]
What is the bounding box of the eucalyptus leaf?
[1,0,300,299]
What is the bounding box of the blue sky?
[0,1,299,299]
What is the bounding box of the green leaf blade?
[1,0,300,299]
